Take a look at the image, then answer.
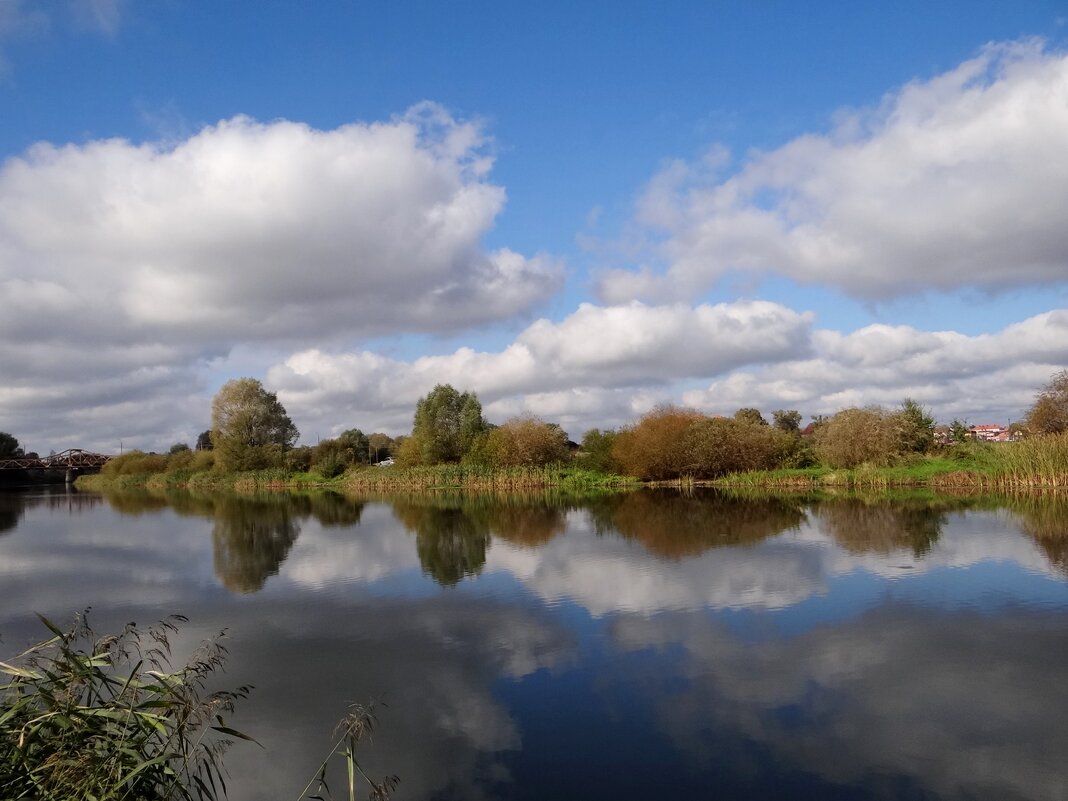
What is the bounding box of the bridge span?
[0,449,114,471]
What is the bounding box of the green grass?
[78,464,635,495]
[74,436,1068,495]
[712,454,994,490]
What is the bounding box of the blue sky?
[2,1,1068,451]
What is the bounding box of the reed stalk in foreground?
[295,702,399,801]
[0,612,256,801]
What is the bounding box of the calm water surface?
[1,486,1067,801]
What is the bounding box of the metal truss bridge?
[0,449,114,471]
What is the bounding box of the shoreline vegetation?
[61,369,1068,495]
[76,464,638,494]
[75,433,1068,496]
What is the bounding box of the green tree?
[950,419,971,444]
[684,417,786,477]
[211,378,299,471]
[195,430,213,451]
[411,384,487,464]
[893,398,935,453]
[0,432,24,459]
[338,428,370,464]
[580,428,620,473]
[1025,369,1068,434]
[368,432,393,463]
[734,407,768,426]
[771,409,802,433]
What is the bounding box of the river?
[1,485,1067,800]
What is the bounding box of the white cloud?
[0,106,561,450]
[0,105,559,344]
[267,299,814,437]
[681,309,1068,421]
[267,305,1068,440]
[598,40,1068,303]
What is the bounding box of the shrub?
[579,428,620,474]
[612,406,704,480]
[814,407,900,468]
[684,418,785,477]
[393,435,426,468]
[469,416,569,468]
[190,449,216,472]
[101,451,169,476]
[166,448,195,472]
[285,446,313,472]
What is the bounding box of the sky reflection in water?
[1,486,1067,801]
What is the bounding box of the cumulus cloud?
[268,299,814,436]
[598,40,1068,303]
[0,106,560,449]
[681,309,1068,421]
[0,105,559,343]
[267,305,1068,439]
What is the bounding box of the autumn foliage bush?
[611,406,704,481]
[466,416,570,468]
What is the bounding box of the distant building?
[968,424,1020,442]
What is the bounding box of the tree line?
[7,368,1068,481]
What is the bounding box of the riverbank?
[710,440,1068,491]
[74,436,1068,495]
[75,463,637,494]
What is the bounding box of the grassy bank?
[76,463,636,495]
[713,437,1068,491]
[75,436,1068,495]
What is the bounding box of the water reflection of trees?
[588,490,807,559]
[811,498,964,557]
[212,496,302,593]
[392,501,491,586]
[1,489,107,533]
[1004,494,1068,576]
[100,490,172,515]
[98,488,367,593]
[0,492,21,534]
[389,494,569,585]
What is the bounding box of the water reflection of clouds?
[283,505,423,588]
[3,491,1068,801]
[270,496,1065,618]
[609,605,1068,801]
[0,497,217,633]
[197,594,575,801]
[485,507,1062,617]
[488,516,830,614]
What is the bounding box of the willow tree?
[211,378,299,471]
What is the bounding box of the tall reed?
[0,612,255,801]
[995,433,1068,488]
